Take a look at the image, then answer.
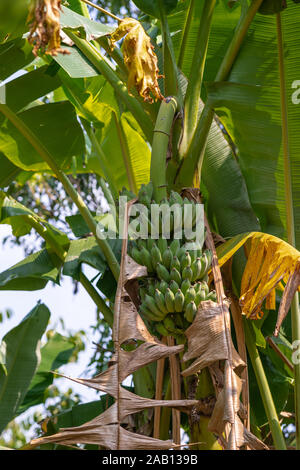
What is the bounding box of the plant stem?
[177,0,195,70]
[65,31,153,142]
[244,320,287,450]
[276,12,300,449]
[175,0,264,188]
[79,272,114,326]
[79,0,121,22]
[180,0,216,157]
[0,103,120,281]
[150,97,178,202]
[158,2,181,102]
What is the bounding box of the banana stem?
[150,97,178,202]
[65,31,153,142]
[79,0,121,22]
[180,0,216,157]
[244,320,287,450]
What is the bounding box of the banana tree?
[0,0,299,451]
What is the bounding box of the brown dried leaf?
[110,18,164,103]
[274,266,300,336]
[28,0,69,56]
[182,301,245,376]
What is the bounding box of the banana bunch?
[126,183,217,339]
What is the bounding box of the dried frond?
[27,0,69,56]
[110,18,164,103]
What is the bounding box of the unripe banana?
[139,287,147,302]
[165,288,175,312]
[156,263,170,282]
[138,182,153,207]
[205,249,213,267]
[201,281,209,295]
[145,294,165,319]
[207,291,217,302]
[169,280,180,295]
[147,238,156,252]
[147,282,156,297]
[140,246,154,273]
[174,289,185,312]
[170,267,182,285]
[155,289,169,315]
[130,246,143,265]
[169,191,183,206]
[169,239,180,257]
[185,287,196,306]
[180,252,192,270]
[184,301,197,323]
[157,238,168,257]
[195,289,206,306]
[151,244,162,266]
[159,280,169,294]
[163,315,177,333]
[170,256,181,272]
[181,279,191,295]
[191,258,201,282]
[174,313,184,328]
[162,247,173,270]
[155,322,169,337]
[140,304,162,322]
[182,266,193,281]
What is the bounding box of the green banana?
[138,182,153,207]
[163,315,177,333]
[207,291,217,302]
[174,289,185,312]
[157,238,168,256]
[155,322,169,337]
[170,267,182,285]
[185,287,196,306]
[151,243,162,265]
[169,280,180,295]
[140,304,162,322]
[169,239,180,256]
[195,289,206,306]
[147,238,156,252]
[130,246,143,265]
[174,313,184,328]
[180,252,192,270]
[181,279,191,295]
[169,191,183,206]
[156,263,170,282]
[165,288,175,312]
[159,280,169,294]
[184,301,197,323]
[140,246,154,272]
[182,266,193,281]
[145,294,165,319]
[162,247,173,270]
[155,289,169,315]
[170,256,181,271]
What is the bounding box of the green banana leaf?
[204,0,300,246]
[18,332,75,415]
[0,101,85,172]
[0,303,50,433]
[0,39,34,81]
[0,249,61,291]
[132,0,179,18]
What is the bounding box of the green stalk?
[244,320,287,450]
[177,0,195,70]
[150,97,178,202]
[276,13,300,449]
[25,215,114,326]
[65,30,153,142]
[0,103,120,281]
[175,0,264,188]
[112,112,137,195]
[180,0,216,157]
[158,2,182,102]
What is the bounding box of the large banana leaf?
[0,303,50,433]
[18,332,75,415]
[205,0,300,246]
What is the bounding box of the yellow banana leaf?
[216,232,300,319]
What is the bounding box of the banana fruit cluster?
[127,183,217,339]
